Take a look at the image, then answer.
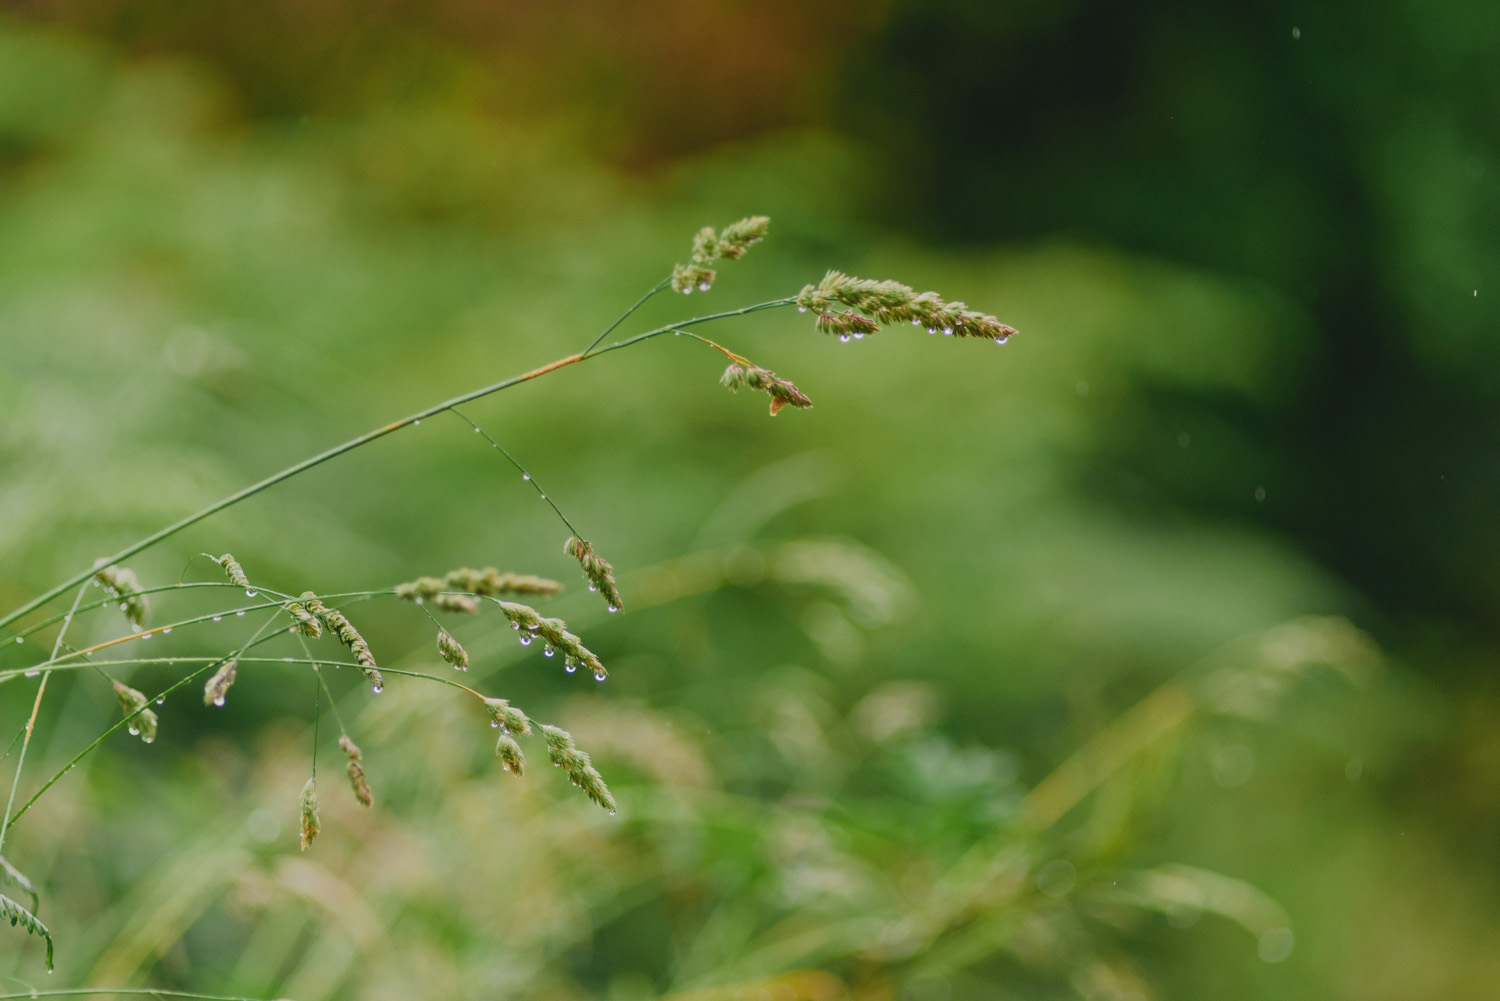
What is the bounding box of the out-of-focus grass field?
[2,4,1498,999]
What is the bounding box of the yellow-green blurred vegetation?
[2,3,1499,999]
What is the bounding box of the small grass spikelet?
[436,629,469,670]
[340,736,373,807]
[112,681,158,743]
[671,215,771,294]
[495,733,525,775]
[0,893,52,972]
[0,857,38,913]
[94,564,148,630]
[540,724,617,814]
[283,598,323,637]
[721,362,813,416]
[215,553,251,590]
[495,600,607,677]
[396,567,562,613]
[483,696,532,736]
[300,592,384,691]
[299,777,320,850]
[564,537,623,613]
[203,659,237,707]
[795,270,1018,343]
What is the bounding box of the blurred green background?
[0,2,1497,999]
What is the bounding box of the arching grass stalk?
[0,297,794,636]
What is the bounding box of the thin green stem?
[0,582,87,856]
[447,407,585,539]
[582,275,671,356]
[0,296,794,635]
[0,990,276,1001]
[3,582,292,649]
[5,611,287,831]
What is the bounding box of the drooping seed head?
[95,565,149,630]
[483,696,532,736]
[112,681,158,744]
[563,537,623,614]
[216,554,251,590]
[300,593,383,690]
[671,215,771,293]
[795,270,1018,343]
[721,362,812,416]
[203,659,237,707]
[340,736,373,807]
[540,724,617,813]
[495,733,525,775]
[436,630,469,670]
[299,777,320,850]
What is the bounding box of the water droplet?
[63,613,72,622]
[538,492,547,500]
[213,696,225,707]
[608,809,617,816]
[697,281,711,292]
[593,671,606,682]
[681,285,692,295]
[797,304,808,313]
[141,632,152,641]
[284,656,294,662]
[130,622,142,633]
[607,605,619,614]
[996,335,1010,345]
[372,684,383,694]
[490,720,500,728]
[942,327,953,336]
[853,332,865,340]
[926,327,936,334]
[236,610,246,617]
[511,622,521,630]
[245,589,256,598]
[544,647,555,657]
[127,726,138,735]
[14,636,22,644]
[519,635,532,646]
[156,697,165,705]
[142,735,154,744]
[1291,26,1300,39]
[528,623,540,630]
[120,603,128,611]
[565,664,577,673]
[413,418,421,426]
[162,627,172,634]
[474,426,482,432]
[24,669,39,678]
[839,334,851,343]
[212,615,222,622]
[588,584,597,592]
[522,473,530,481]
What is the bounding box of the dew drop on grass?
[14,636,22,643]
[155,698,164,705]
[371,684,383,694]
[697,281,711,292]
[141,632,152,641]
[490,720,499,728]
[607,605,619,614]
[544,647,555,657]
[588,584,597,592]
[593,671,606,682]
[127,726,138,736]
[413,419,421,426]
[235,610,246,617]
[142,735,153,744]
[213,696,225,707]
[131,623,142,633]
[519,635,532,646]
[212,615,222,622]
[839,335,850,343]
[942,327,953,336]
[24,669,39,678]
[245,589,256,598]
[522,473,530,481]
[162,627,172,634]
[565,664,577,674]
[797,304,808,313]
[853,332,865,340]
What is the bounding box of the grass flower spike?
[340,736,373,807]
[671,215,770,294]
[94,564,148,630]
[541,724,617,814]
[203,659,238,707]
[721,362,813,416]
[396,567,562,614]
[495,733,525,775]
[0,894,51,972]
[796,270,1018,343]
[216,553,251,590]
[300,593,384,691]
[495,600,607,678]
[436,629,469,670]
[112,682,158,743]
[564,537,623,613]
[299,777,320,850]
[483,696,532,735]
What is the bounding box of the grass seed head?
[340,736,373,807]
[540,724,617,814]
[112,681,158,743]
[203,659,237,707]
[216,553,251,590]
[721,362,813,416]
[300,592,383,690]
[495,733,525,775]
[672,215,771,293]
[563,537,623,613]
[283,599,323,637]
[495,600,607,678]
[299,777,320,850]
[483,696,532,736]
[795,270,1018,343]
[436,629,469,670]
[94,564,149,630]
